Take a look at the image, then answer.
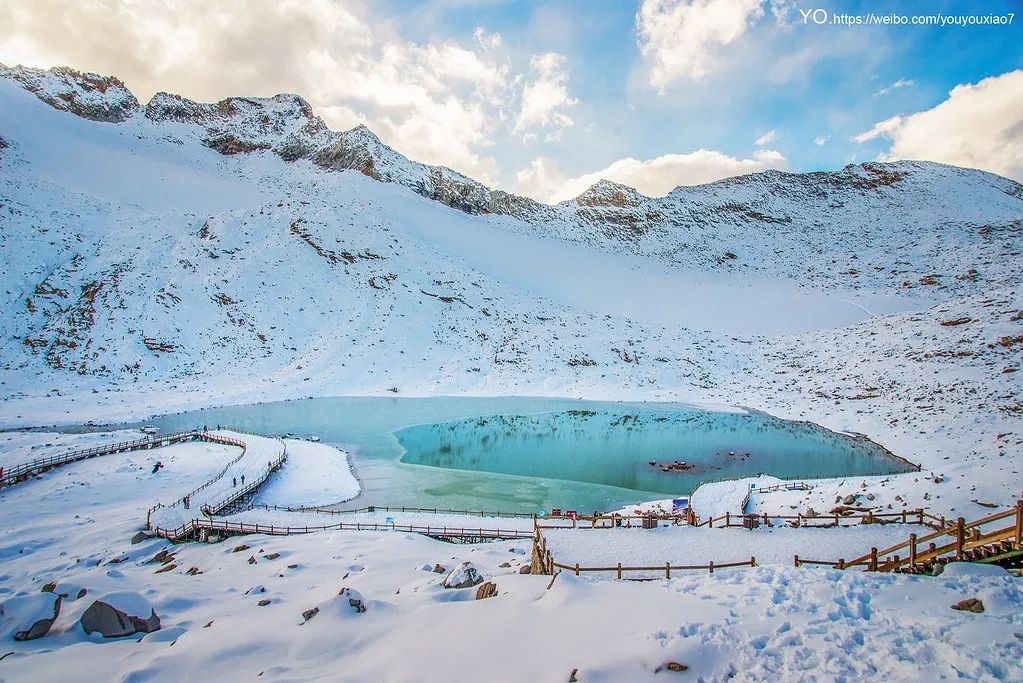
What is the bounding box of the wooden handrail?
[152,518,533,541]
[807,500,1023,572]
[1,429,205,486]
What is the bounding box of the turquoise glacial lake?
[120,397,915,513]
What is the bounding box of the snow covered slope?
[0,65,1020,515]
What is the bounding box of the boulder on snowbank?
[0,593,62,641]
[443,562,483,589]
[80,591,161,638]
[338,587,366,614]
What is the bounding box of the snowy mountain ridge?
[5,62,1021,252]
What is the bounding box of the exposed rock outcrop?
[0,593,62,641]
[0,64,139,122]
[80,592,161,638]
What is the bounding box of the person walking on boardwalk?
[232,476,237,487]
[241,474,246,486]
[183,495,190,509]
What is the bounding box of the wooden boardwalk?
[796,501,1023,573]
[1,430,227,488]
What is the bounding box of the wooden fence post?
[708,560,714,574]
[665,562,671,579]
[917,510,924,526]
[901,510,907,524]
[909,533,917,566]
[869,547,878,571]
[837,558,845,570]
[1015,500,1022,545]
[617,562,622,579]
[751,556,756,567]
[794,555,799,567]
[574,563,580,576]
[725,512,730,527]
[956,517,966,559]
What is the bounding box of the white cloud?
[473,27,502,50]
[853,70,1023,181]
[515,148,787,203]
[753,148,785,163]
[852,116,904,143]
[0,0,511,183]
[754,129,777,146]
[636,0,765,90]
[813,134,830,146]
[513,52,578,139]
[513,157,568,201]
[876,78,914,96]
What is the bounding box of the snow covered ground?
[252,439,359,508]
[1,435,1021,682]
[0,429,141,469]
[542,525,913,572]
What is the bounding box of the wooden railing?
[250,503,537,519]
[200,441,287,516]
[796,501,1023,572]
[1,429,215,488]
[751,481,814,494]
[531,520,756,579]
[144,432,248,527]
[151,517,534,542]
[533,508,941,531]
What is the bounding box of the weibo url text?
[799,9,1015,26]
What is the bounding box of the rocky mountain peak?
[0,63,139,123]
[575,179,646,208]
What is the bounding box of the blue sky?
[378,0,1022,195]
[1,0,1020,200]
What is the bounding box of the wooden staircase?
[841,501,1023,574]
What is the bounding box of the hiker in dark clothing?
[232,476,237,487]
[183,495,190,509]
[241,474,246,485]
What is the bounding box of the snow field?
[252,439,360,507]
[541,524,914,576]
[1,422,1022,681]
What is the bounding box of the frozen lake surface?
[107,396,914,513]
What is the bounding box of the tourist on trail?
[232,476,237,487]
[241,474,246,485]
[183,495,190,509]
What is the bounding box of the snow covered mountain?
[0,64,1021,509]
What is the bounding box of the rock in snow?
[443,561,483,589]
[80,591,161,638]
[951,598,985,613]
[0,593,62,641]
[338,588,366,614]
[475,581,498,600]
